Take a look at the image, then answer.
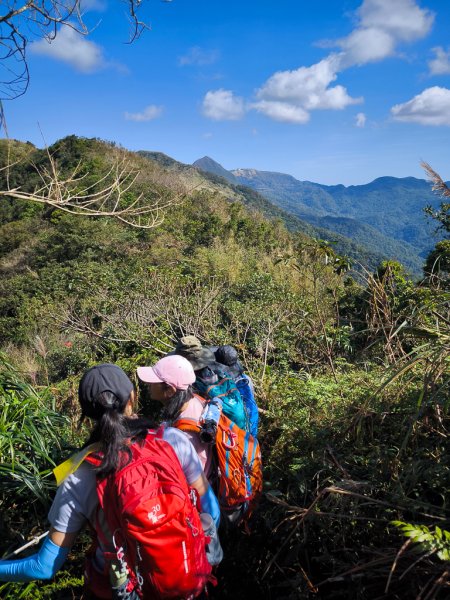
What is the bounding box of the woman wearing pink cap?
[137,355,215,486]
[137,355,223,565]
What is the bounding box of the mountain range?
[137,151,396,274]
[193,157,444,277]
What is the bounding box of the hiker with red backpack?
[0,362,219,599]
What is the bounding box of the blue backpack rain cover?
[236,374,258,438]
[195,374,247,431]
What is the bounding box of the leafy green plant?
[393,521,450,561]
[375,293,449,413]
[0,353,68,507]
[0,572,83,599]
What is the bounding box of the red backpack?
[86,428,213,599]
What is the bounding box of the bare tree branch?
[0,0,152,99]
[0,144,195,228]
[58,276,225,353]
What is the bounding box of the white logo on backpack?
[148,504,166,524]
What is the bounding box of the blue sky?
[5,0,450,184]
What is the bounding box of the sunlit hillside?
[0,135,449,599]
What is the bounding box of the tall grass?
[0,353,68,507]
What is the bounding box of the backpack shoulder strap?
[173,395,205,433]
[193,392,207,405]
[154,425,165,439]
[84,453,103,467]
[173,417,202,433]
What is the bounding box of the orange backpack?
[215,414,262,517]
[175,412,263,519]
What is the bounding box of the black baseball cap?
[78,364,134,421]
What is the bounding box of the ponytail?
[97,409,130,476]
[84,391,154,478]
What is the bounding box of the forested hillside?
[139,150,391,274]
[0,136,449,599]
[194,157,444,277]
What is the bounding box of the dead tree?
[59,275,225,354]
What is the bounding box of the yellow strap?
[53,443,101,487]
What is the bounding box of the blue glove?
[200,485,220,529]
[0,536,70,581]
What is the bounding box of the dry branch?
[0,145,192,228]
[57,276,225,353]
[0,0,150,99]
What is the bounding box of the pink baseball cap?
[137,355,196,390]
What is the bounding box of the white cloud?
[355,112,367,127]
[391,87,450,126]
[338,27,395,66]
[251,100,310,124]
[253,56,362,124]
[202,89,245,121]
[358,0,434,43]
[125,105,164,122]
[30,26,105,73]
[337,0,434,67]
[178,47,219,67]
[204,0,433,125]
[428,47,450,76]
[256,56,350,109]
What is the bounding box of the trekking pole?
[3,531,49,560]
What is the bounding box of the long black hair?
[160,385,194,424]
[83,391,156,478]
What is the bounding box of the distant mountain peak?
[194,155,218,166]
[193,156,238,184]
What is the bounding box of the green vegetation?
[0,136,448,599]
[0,354,68,506]
[195,157,445,277]
[193,162,392,274]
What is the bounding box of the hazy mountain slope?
[192,157,440,275]
[133,152,391,272]
[308,215,423,274]
[320,177,437,247]
[183,164,411,273]
[231,168,441,255]
[233,168,339,217]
